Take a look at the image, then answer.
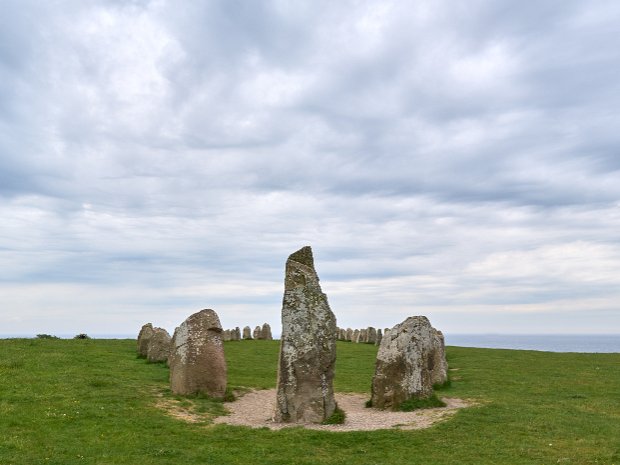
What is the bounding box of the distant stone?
[137,323,154,357]
[147,327,171,363]
[346,328,353,342]
[370,316,448,410]
[353,329,360,343]
[253,325,261,339]
[261,323,273,340]
[243,326,252,340]
[376,328,383,346]
[367,327,377,344]
[274,246,337,423]
[234,327,241,341]
[222,329,231,341]
[431,330,448,386]
[169,309,227,398]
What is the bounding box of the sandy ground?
[211,389,471,431]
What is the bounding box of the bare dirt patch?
[212,389,472,431]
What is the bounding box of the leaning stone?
[274,246,337,423]
[147,327,171,363]
[169,309,227,398]
[137,323,154,357]
[370,316,448,410]
[261,323,273,340]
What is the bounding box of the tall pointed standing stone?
[274,246,338,423]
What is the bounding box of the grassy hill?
[0,338,618,464]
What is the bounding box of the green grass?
[0,338,619,464]
[322,406,346,425]
[398,393,446,411]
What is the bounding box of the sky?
[1,0,619,337]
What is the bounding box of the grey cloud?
[1,0,619,335]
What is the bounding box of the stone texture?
[431,330,448,386]
[346,328,353,342]
[353,329,360,343]
[367,327,377,344]
[222,329,231,341]
[370,316,448,410]
[253,325,261,339]
[275,246,338,423]
[169,309,227,398]
[261,323,273,340]
[146,327,171,363]
[137,323,154,357]
[376,328,383,346]
[243,326,253,340]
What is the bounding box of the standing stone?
[367,327,377,344]
[346,328,353,342]
[242,326,253,340]
[376,328,383,346]
[169,309,227,398]
[137,323,154,357]
[222,329,231,341]
[253,325,262,339]
[431,330,448,386]
[353,329,360,343]
[371,316,448,410]
[274,246,337,423]
[261,323,273,340]
[234,327,241,341]
[147,327,172,363]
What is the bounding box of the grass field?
[1,338,619,465]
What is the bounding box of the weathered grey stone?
[234,327,241,341]
[353,329,360,343]
[222,329,231,341]
[431,330,448,386]
[376,328,383,346]
[367,327,377,344]
[169,309,227,398]
[253,325,261,339]
[261,323,273,340]
[370,316,448,410]
[243,326,252,340]
[275,246,337,423]
[345,328,353,342]
[137,323,154,357]
[146,327,171,363]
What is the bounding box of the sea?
[444,334,620,353]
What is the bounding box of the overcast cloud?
[1,0,619,337]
